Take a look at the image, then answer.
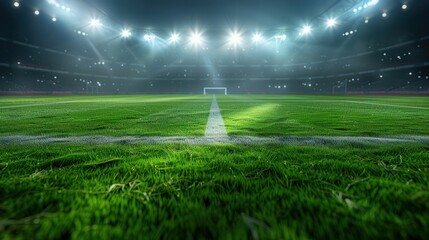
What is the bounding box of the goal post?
[203,87,228,95]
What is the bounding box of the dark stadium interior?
[1,0,429,94]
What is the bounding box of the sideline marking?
[346,101,429,110]
[0,99,211,109]
[1,96,428,145]
[0,135,428,145]
[205,96,228,138]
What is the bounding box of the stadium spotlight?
[252,32,264,44]
[368,0,379,6]
[14,1,19,7]
[169,33,180,43]
[189,31,204,46]
[402,4,407,10]
[143,33,156,42]
[227,31,242,47]
[34,10,40,15]
[382,12,387,18]
[89,19,102,28]
[121,29,131,38]
[326,18,337,28]
[300,25,312,35]
[52,17,57,22]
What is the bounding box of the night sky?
[84,0,339,29]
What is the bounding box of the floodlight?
[90,19,102,28]
[382,12,387,18]
[326,18,337,28]
[368,0,379,6]
[14,2,19,7]
[121,29,131,38]
[402,4,407,10]
[143,33,155,42]
[189,31,203,46]
[228,31,242,47]
[301,25,312,35]
[52,17,57,22]
[35,10,40,15]
[169,33,180,43]
[252,33,264,43]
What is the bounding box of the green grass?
[1,143,428,239]
[217,95,429,136]
[1,94,428,239]
[0,95,212,136]
[1,94,427,137]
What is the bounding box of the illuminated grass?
[218,95,429,136]
[1,94,428,137]
[1,95,428,239]
[0,144,428,239]
[0,95,212,136]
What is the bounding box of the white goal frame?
[203,87,228,95]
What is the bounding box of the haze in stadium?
[1,0,429,239]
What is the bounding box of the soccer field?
[1,95,429,239]
[1,95,428,137]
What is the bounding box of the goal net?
[203,87,227,95]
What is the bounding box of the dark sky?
[1,0,429,53]
[86,0,339,30]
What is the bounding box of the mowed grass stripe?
[219,96,429,137]
[0,95,213,107]
[1,95,428,137]
[217,95,429,108]
[0,99,211,136]
[346,100,429,110]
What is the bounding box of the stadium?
[1,0,428,239]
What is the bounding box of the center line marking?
[205,95,228,138]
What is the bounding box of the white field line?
[0,99,334,109]
[205,96,228,138]
[0,100,213,109]
[2,99,427,110]
[1,97,428,145]
[0,101,79,109]
[345,101,429,110]
[1,135,429,145]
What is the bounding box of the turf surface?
[1,95,428,137]
[217,95,429,136]
[1,144,429,239]
[1,94,428,239]
[0,95,211,136]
